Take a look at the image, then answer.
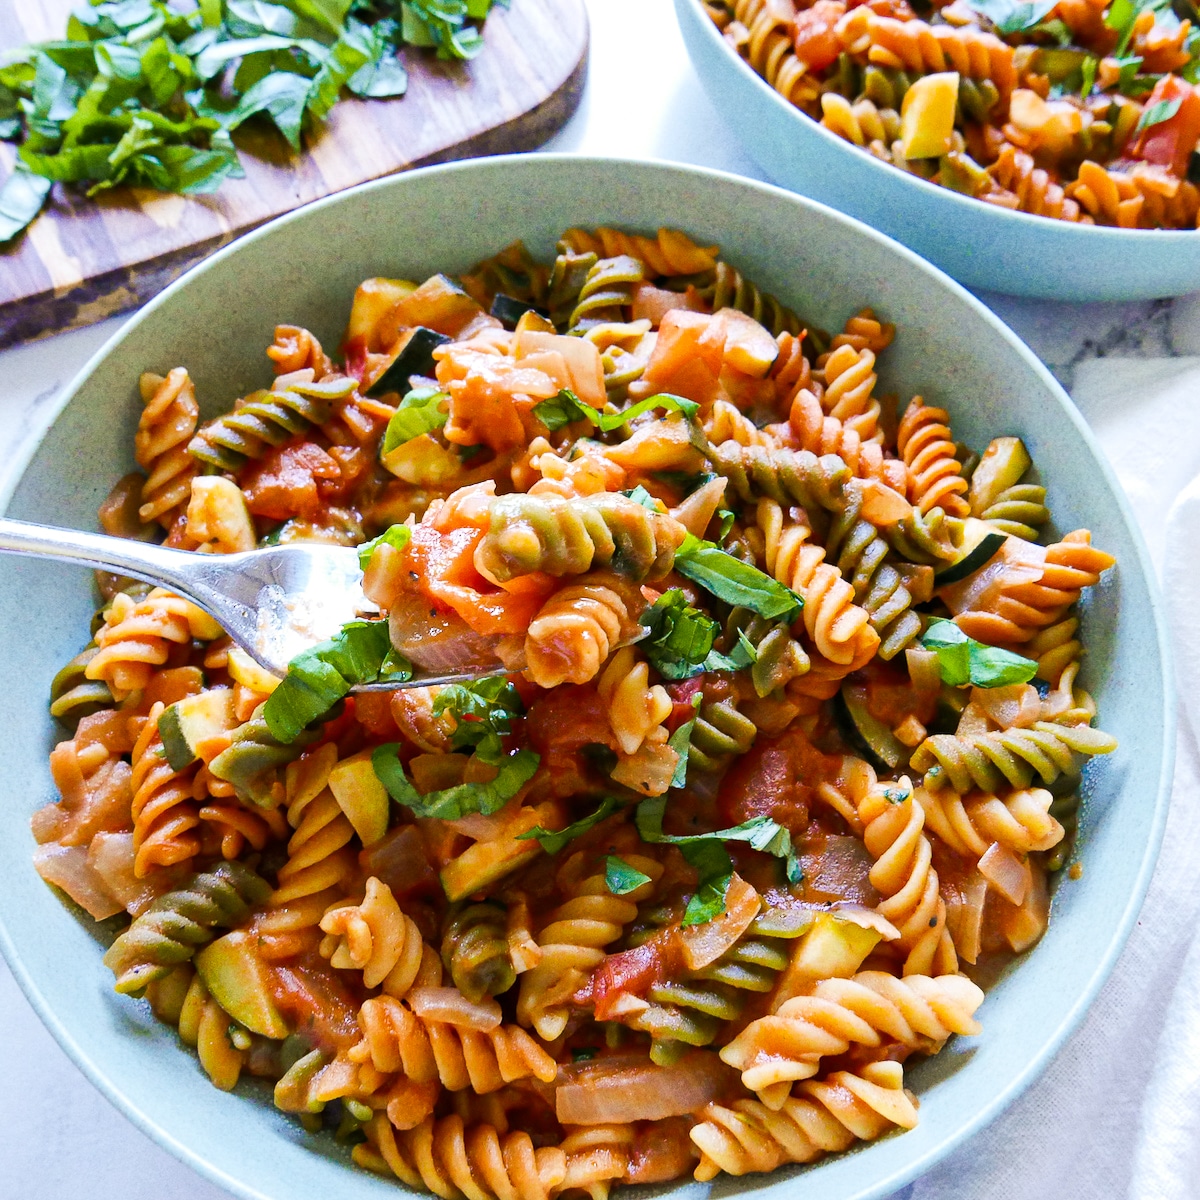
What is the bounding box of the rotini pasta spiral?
[102,860,270,995]
[911,720,1118,793]
[690,1061,920,1179]
[569,256,644,332]
[730,0,818,106]
[518,853,661,1039]
[267,324,333,378]
[351,991,559,1094]
[706,259,805,338]
[86,588,221,701]
[475,493,687,584]
[896,398,970,518]
[720,970,984,1098]
[557,227,719,277]
[130,704,202,878]
[915,785,1064,858]
[134,368,199,527]
[525,578,630,688]
[443,901,517,1003]
[178,969,247,1091]
[858,773,958,976]
[688,695,760,773]
[320,876,429,992]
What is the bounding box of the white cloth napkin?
[911,357,1200,1200]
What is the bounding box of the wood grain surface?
[0,0,588,349]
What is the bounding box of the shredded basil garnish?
[517,796,623,855]
[922,617,1038,688]
[532,388,700,435]
[673,533,802,622]
[605,855,652,895]
[357,523,411,570]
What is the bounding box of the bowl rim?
[675,0,1200,247]
[0,152,1177,1200]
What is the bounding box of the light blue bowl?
[0,155,1173,1200]
[675,0,1200,301]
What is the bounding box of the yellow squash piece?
[440,802,562,902]
[328,749,391,847]
[900,72,960,160]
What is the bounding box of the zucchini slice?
[490,293,548,329]
[158,688,237,771]
[935,518,1006,586]
[367,326,451,398]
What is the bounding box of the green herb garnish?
[517,796,623,855]
[532,388,700,435]
[1135,95,1183,134]
[605,855,652,895]
[961,0,1058,33]
[381,387,450,452]
[640,589,758,681]
[673,533,802,623]
[922,618,1038,688]
[371,741,539,820]
[432,676,524,759]
[263,618,411,743]
[357,523,411,570]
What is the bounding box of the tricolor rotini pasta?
[706,0,1200,229]
[33,226,1117,1194]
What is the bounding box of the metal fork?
[0,516,492,688]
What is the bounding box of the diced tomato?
[636,310,721,408]
[792,1,846,75]
[405,521,549,636]
[585,939,676,1019]
[631,284,709,326]
[240,437,340,521]
[717,726,841,831]
[270,960,361,1052]
[1132,75,1200,178]
[525,684,614,797]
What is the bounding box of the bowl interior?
[0,155,1172,1200]
[673,0,1200,302]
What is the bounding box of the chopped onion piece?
[979,841,1032,906]
[831,904,901,942]
[679,874,760,970]
[408,987,502,1030]
[556,1052,730,1124]
[974,683,1040,730]
[33,843,121,920]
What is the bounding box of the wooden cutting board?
[0,0,588,349]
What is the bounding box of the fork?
[0,516,495,688]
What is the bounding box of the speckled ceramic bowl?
[0,155,1173,1200]
[675,0,1200,301]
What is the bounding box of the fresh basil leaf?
[432,676,525,755]
[531,387,596,433]
[605,854,652,895]
[641,589,719,681]
[0,163,51,242]
[194,35,324,82]
[622,484,664,511]
[635,795,802,887]
[1136,95,1183,134]
[683,860,733,925]
[923,618,1037,688]
[347,22,408,97]
[518,796,622,855]
[371,742,539,819]
[357,523,412,569]
[704,629,757,673]
[156,133,244,194]
[962,0,1057,32]
[597,391,699,431]
[674,533,802,622]
[382,386,449,451]
[284,0,354,37]
[531,388,700,436]
[1080,54,1098,98]
[263,618,392,741]
[667,694,702,788]
[306,22,372,120]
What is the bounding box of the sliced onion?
[945,870,988,965]
[979,841,1032,906]
[679,874,760,970]
[408,986,501,1030]
[33,844,122,921]
[388,593,504,673]
[974,683,1041,730]
[360,824,437,899]
[556,1052,731,1124]
[87,831,168,917]
[940,537,1044,616]
[831,904,901,943]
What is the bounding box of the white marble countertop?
[1,1,1197,1197]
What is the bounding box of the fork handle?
[0,517,222,613]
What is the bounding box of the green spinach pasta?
[32,225,1117,1194]
[704,0,1200,228]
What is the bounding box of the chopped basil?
[371,742,539,820]
[0,163,51,242]
[571,1046,598,1061]
[1106,0,1170,57]
[640,590,758,682]
[605,855,653,895]
[922,618,1038,688]
[1135,96,1183,135]
[381,387,449,452]
[668,694,702,789]
[263,618,410,743]
[432,676,524,759]
[961,0,1057,33]
[517,796,623,855]
[357,523,411,570]
[531,388,700,436]
[622,484,665,511]
[673,533,802,623]
[635,795,802,925]
[1080,55,1098,98]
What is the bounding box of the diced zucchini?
[194,930,289,1039]
[381,431,464,485]
[328,749,391,847]
[969,437,1033,515]
[158,688,237,771]
[789,912,881,979]
[935,517,1007,585]
[440,802,560,902]
[367,326,452,398]
[227,646,281,696]
[346,278,419,351]
[387,274,483,338]
[900,71,959,159]
[837,685,909,771]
